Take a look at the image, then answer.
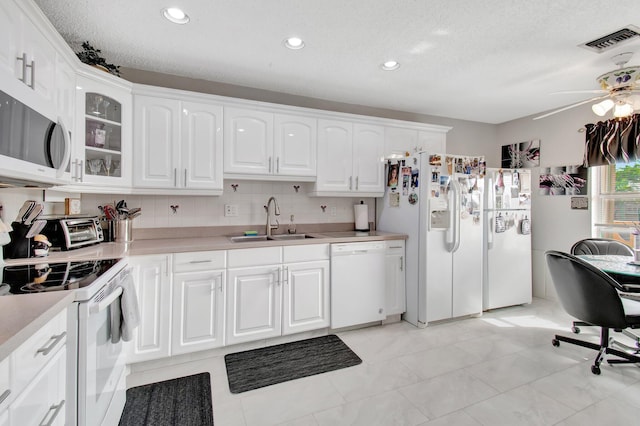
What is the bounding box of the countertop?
[4,230,406,264]
[0,229,406,360]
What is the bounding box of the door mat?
[224,334,362,394]
[119,372,213,426]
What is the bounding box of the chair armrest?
[620,283,640,293]
[621,292,640,302]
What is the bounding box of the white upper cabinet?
[133,95,178,188]
[224,107,273,175]
[224,107,316,180]
[353,123,385,193]
[313,119,384,196]
[384,126,447,157]
[274,113,316,177]
[133,93,223,193]
[71,73,132,187]
[0,0,56,119]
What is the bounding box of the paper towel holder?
[354,200,370,232]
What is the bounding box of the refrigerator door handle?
[445,180,456,252]
[487,212,494,250]
[452,178,461,253]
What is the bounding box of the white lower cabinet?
[226,264,282,345]
[385,240,406,316]
[226,244,330,345]
[283,260,330,334]
[10,347,66,426]
[128,251,227,363]
[2,308,67,426]
[127,254,172,363]
[172,268,226,355]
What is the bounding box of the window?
[592,162,640,243]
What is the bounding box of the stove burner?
[1,259,121,295]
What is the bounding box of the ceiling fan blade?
[551,90,608,95]
[533,95,609,120]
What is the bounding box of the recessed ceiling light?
[381,60,400,71]
[284,37,305,50]
[162,7,190,24]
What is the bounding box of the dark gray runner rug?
[119,372,213,426]
[225,334,361,394]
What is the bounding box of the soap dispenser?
[288,215,297,234]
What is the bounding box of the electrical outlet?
[330,207,337,216]
[224,204,238,217]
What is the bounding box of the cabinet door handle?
[41,400,65,426]
[165,256,170,277]
[184,168,187,187]
[36,332,66,356]
[0,389,10,405]
[79,159,84,182]
[349,176,353,190]
[174,168,177,187]
[16,53,27,84]
[356,176,359,190]
[27,59,35,89]
[269,156,272,173]
[400,256,404,272]
[277,157,280,174]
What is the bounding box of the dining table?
[576,254,640,300]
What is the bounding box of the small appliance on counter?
[40,215,104,251]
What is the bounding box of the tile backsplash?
[81,181,374,229]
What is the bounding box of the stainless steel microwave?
[0,89,70,179]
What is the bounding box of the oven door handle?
[90,287,123,316]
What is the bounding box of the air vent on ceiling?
[580,25,640,53]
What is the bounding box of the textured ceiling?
[34,0,640,124]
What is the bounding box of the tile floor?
[126,298,640,425]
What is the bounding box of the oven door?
[77,283,127,426]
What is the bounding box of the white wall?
[496,103,595,299]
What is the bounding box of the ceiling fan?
[534,52,640,120]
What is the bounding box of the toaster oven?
[41,216,104,250]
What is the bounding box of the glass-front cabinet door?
[72,73,131,187]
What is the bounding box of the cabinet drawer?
[283,244,330,262]
[12,309,66,397]
[385,240,405,254]
[0,357,9,412]
[227,246,282,268]
[174,251,226,272]
[10,346,66,426]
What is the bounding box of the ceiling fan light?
[592,99,615,116]
[613,102,634,118]
[162,7,190,24]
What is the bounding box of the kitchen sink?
[228,234,313,242]
[267,234,313,241]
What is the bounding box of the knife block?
[3,222,32,259]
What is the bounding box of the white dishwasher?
[331,241,386,328]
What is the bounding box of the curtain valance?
[583,114,640,167]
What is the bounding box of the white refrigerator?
[482,168,532,310]
[377,152,485,327]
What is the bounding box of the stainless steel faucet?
[266,196,280,237]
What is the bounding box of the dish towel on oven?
[111,268,140,343]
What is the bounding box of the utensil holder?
[101,220,116,242]
[114,219,133,243]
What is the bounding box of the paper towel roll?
[354,203,369,231]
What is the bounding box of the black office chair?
[570,238,640,349]
[545,250,640,374]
